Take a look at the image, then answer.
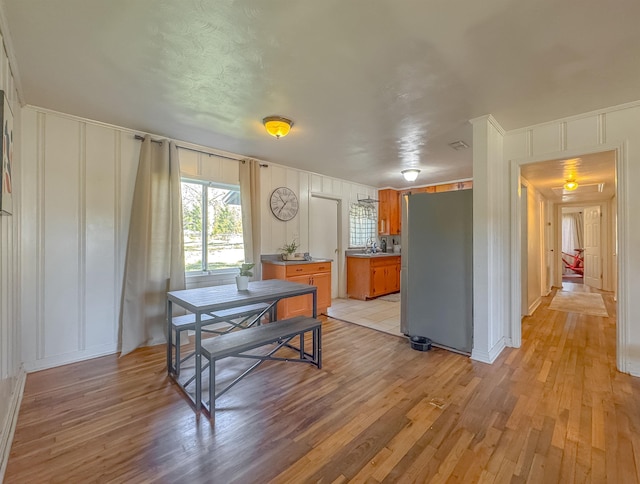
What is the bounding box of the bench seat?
[201,315,322,417]
[170,302,273,375]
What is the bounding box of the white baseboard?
[0,368,26,482]
[625,359,640,378]
[528,297,542,316]
[471,337,507,364]
[23,343,118,373]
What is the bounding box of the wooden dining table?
[166,279,318,411]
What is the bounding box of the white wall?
[470,115,510,363]
[19,106,377,371]
[503,101,640,375]
[522,177,543,315]
[20,107,140,371]
[0,32,24,480]
[260,166,376,298]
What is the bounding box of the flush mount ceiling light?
[401,169,421,182]
[563,179,579,191]
[263,116,293,139]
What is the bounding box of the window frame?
[348,201,377,248]
[181,177,244,277]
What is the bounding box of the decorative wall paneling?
[504,100,640,375]
[0,29,23,481]
[20,108,140,371]
[19,107,378,372]
[470,115,509,364]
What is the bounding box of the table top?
[167,279,317,313]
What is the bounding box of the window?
[181,179,244,273]
[349,202,377,247]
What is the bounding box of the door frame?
[309,193,342,298]
[509,142,625,371]
[554,202,611,290]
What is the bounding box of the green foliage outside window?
[182,180,245,273]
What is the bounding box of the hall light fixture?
[563,178,579,191]
[401,169,421,182]
[263,116,293,139]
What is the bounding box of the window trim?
[181,177,243,276]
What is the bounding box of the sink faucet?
[364,237,374,254]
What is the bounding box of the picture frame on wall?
[0,89,13,215]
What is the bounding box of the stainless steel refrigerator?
[400,190,473,354]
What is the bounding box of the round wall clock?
[270,187,299,221]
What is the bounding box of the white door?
[310,196,339,298]
[584,205,602,289]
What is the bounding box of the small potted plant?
[279,240,301,261]
[236,263,254,291]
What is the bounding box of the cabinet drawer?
[370,256,401,268]
[285,262,330,277]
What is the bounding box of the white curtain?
[119,136,185,356]
[562,212,584,273]
[239,159,262,281]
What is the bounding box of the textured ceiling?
[4,0,640,188]
[520,151,616,204]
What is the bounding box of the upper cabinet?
[377,189,400,235]
[382,181,474,234]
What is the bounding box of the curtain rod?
[134,134,268,166]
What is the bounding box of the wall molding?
[528,297,542,317]
[505,99,640,136]
[471,337,507,364]
[0,368,25,482]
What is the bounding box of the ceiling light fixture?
[263,116,293,139]
[401,169,421,182]
[563,179,579,191]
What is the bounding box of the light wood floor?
[6,286,640,483]
[328,295,402,336]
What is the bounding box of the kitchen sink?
[351,252,398,257]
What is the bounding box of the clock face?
[270,187,299,221]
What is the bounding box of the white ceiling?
[4,0,640,189]
[520,151,616,204]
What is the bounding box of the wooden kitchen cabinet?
[261,261,332,318]
[346,255,401,300]
[397,181,473,232]
[377,188,400,236]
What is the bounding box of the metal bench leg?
[209,358,215,419]
[316,327,322,369]
[175,329,181,376]
[300,333,305,360]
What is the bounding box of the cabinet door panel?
[282,274,313,318]
[371,267,387,296]
[313,272,332,311]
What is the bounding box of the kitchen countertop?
[261,255,333,266]
[346,252,401,258]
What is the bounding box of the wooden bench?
[170,302,273,375]
[201,315,322,417]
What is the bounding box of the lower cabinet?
[262,261,332,318]
[346,255,401,300]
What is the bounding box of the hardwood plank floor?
[5,288,640,483]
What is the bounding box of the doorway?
[511,148,618,350]
[561,207,584,285]
[309,195,340,298]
